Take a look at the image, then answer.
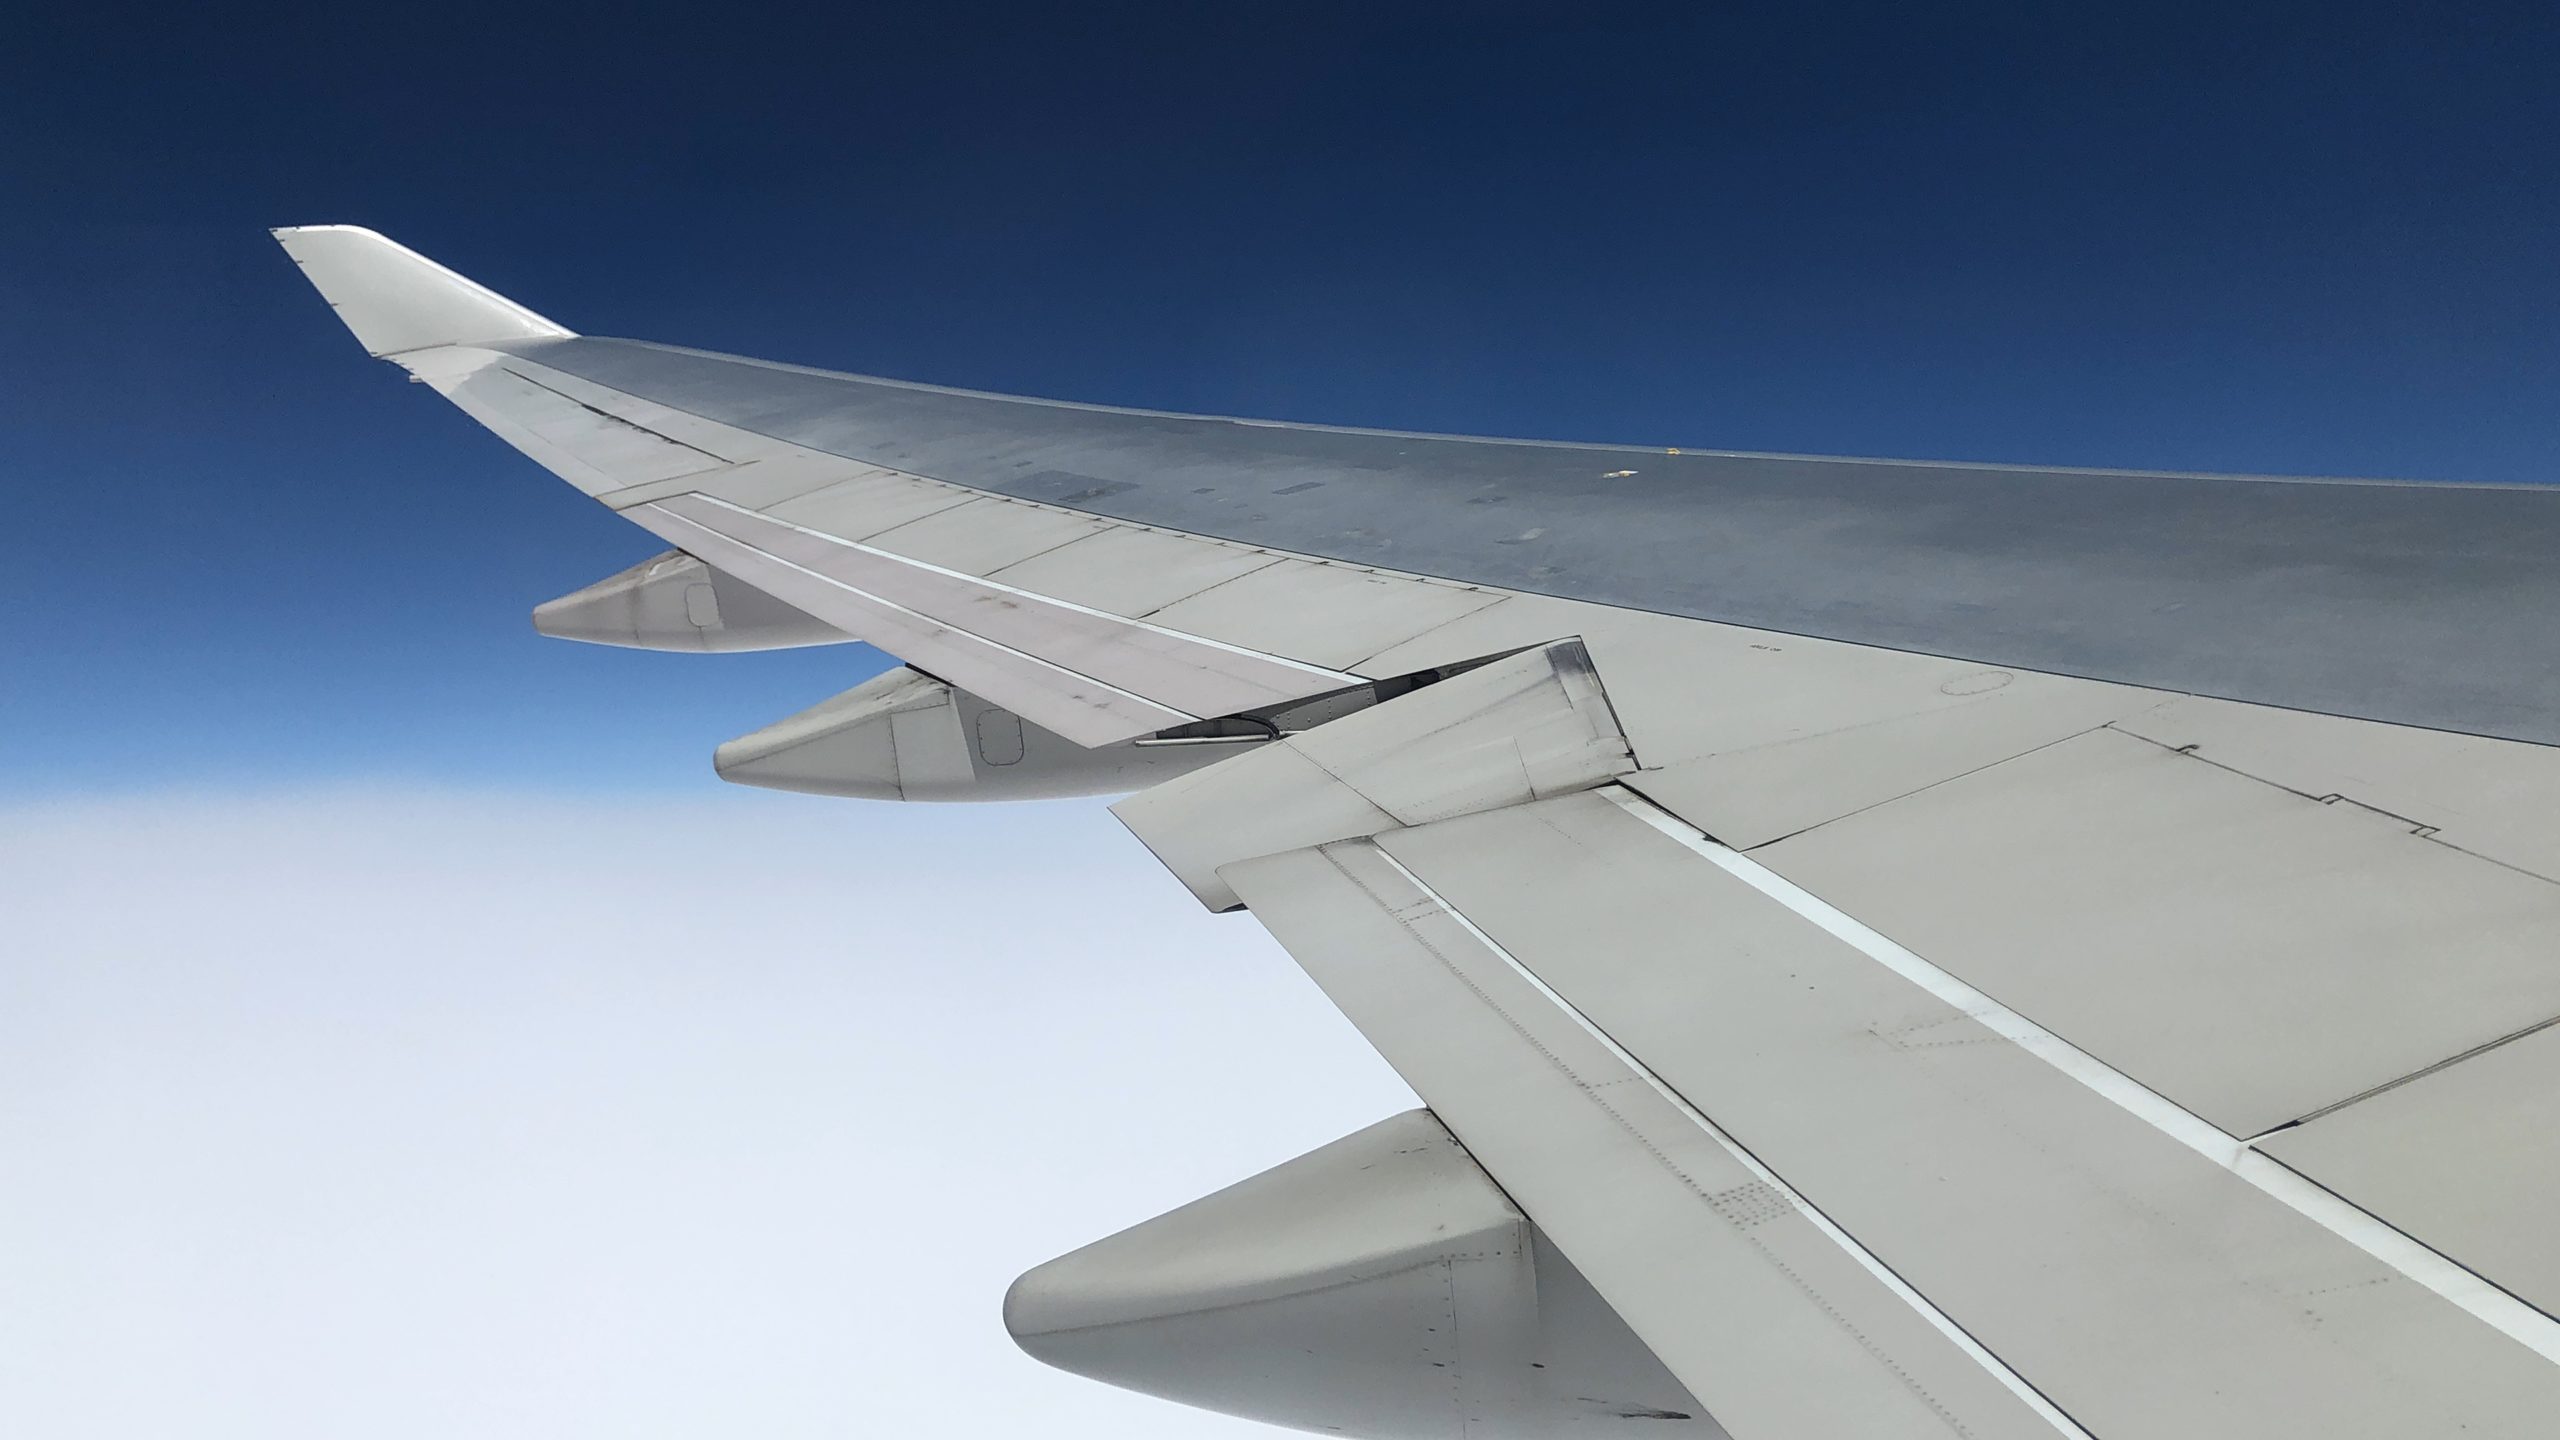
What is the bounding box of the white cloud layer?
[0,788,1415,1439]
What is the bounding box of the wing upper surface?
[282,226,2560,1439]
[495,332,2560,747]
[396,341,1453,744]
[1222,788,2560,1439]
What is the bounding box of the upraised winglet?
[271,224,572,358]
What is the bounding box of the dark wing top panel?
[497,336,2560,745]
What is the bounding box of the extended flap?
[1112,639,1633,909]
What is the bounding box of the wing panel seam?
[638,501,1195,727]
[680,492,1353,684]
[497,365,739,466]
[1354,842,2095,1440]
[1594,784,2560,1361]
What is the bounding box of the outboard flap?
[1113,639,1634,909]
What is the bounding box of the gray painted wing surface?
[499,334,2560,745]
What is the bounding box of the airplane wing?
[278,224,2560,1439]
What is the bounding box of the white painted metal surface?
[601,452,860,512]
[1142,557,1506,671]
[429,361,722,496]
[491,357,774,463]
[673,494,1341,703]
[2115,695,2560,881]
[1373,788,2560,1437]
[1223,840,2073,1440]
[2263,1021,2560,1320]
[1359,595,2167,782]
[637,501,1189,744]
[1627,677,2158,848]
[271,225,568,356]
[630,493,1353,746]
[858,495,1116,573]
[1755,726,2560,1137]
[1598,788,2560,1368]
[1114,641,1632,909]
[984,525,1285,618]
[760,467,979,535]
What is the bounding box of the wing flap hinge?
[1111,639,1635,910]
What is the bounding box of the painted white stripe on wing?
[677,492,1356,683]
[1364,843,2097,1440]
[1597,783,2560,1365]
[640,502,1193,729]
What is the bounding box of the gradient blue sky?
[12,10,2560,1438]
[10,2,2560,795]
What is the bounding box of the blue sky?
[11,9,2560,1438]
[9,1,2560,795]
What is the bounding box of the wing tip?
[271,223,574,356]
